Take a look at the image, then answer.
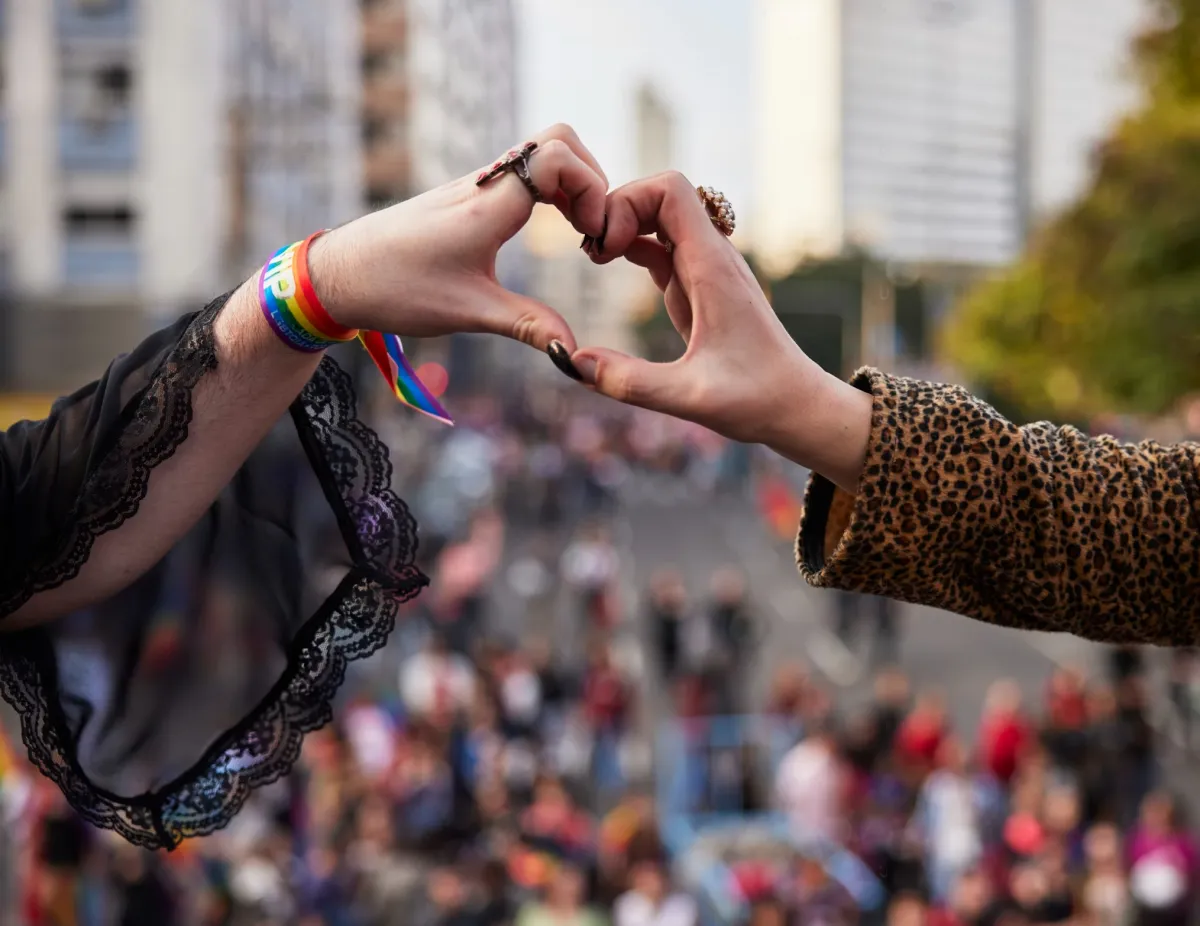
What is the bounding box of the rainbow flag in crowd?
[358,331,453,426]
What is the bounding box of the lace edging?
[0,317,428,849]
[0,295,225,618]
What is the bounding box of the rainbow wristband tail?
[358,329,454,426]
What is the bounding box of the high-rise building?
[1,0,362,391]
[359,0,518,208]
[753,0,1145,277]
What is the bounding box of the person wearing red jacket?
[978,680,1033,785]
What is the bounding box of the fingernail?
[572,355,597,385]
[580,235,592,252]
[547,340,583,381]
[596,213,608,255]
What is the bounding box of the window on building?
[73,0,124,14]
[361,51,389,77]
[63,205,136,236]
[62,58,134,122]
[362,118,389,146]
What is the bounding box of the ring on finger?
[657,186,736,253]
[476,141,543,203]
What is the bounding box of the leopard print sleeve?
[796,369,1200,646]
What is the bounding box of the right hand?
[573,171,872,492]
[309,123,609,354]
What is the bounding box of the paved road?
[540,471,1200,809]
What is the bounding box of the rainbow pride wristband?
[258,232,359,353]
[258,231,454,426]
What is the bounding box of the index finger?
[590,172,726,276]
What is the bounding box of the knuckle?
[511,312,541,347]
[546,122,579,144]
[603,367,635,404]
[539,137,570,163]
[662,170,692,194]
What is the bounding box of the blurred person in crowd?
[582,642,632,797]
[521,777,595,861]
[910,737,987,905]
[1041,667,1089,772]
[393,723,460,847]
[869,668,912,760]
[400,632,478,727]
[1109,646,1145,687]
[431,509,504,655]
[927,867,995,926]
[647,570,688,683]
[110,844,178,926]
[478,857,517,926]
[705,567,756,714]
[1081,824,1130,926]
[1034,843,1076,923]
[747,897,788,926]
[1079,684,1126,825]
[887,892,927,926]
[776,716,845,844]
[1128,792,1196,926]
[977,681,1033,787]
[834,592,899,670]
[417,864,479,926]
[496,646,544,740]
[25,789,91,926]
[529,636,575,742]
[515,862,606,926]
[1115,677,1159,828]
[786,855,858,926]
[1040,785,1085,872]
[895,690,949,778]
[344,793,428,926]
[764,662,810,769]
[1006,861,1070,924]
[613,857,696,926]
[561,523,621,632]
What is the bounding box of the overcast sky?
[514,0,755,223]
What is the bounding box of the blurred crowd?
[0,383,1197,926]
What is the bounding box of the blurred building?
[0,0,360,391]
[524,82,672,365]
[357,0,522,391]
[752,0,1145,277]
[361,0,517,207]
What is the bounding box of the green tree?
[943,0,1200,421]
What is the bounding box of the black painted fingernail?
[580,235,592,251]
[547,340,583,381]
[596,213,608,254]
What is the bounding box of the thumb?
[480,285,578,353]
[570,347,684,414]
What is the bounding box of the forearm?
[8,279,322,627]
[795,369,1200,646]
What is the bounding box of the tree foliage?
[942,0,1200,420]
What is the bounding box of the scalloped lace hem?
[0,304,428,849]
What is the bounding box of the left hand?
[309,123,609,352]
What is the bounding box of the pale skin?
[8,129,874,628]
[573,170,873,494]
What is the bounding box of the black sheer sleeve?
[0,293,427,849]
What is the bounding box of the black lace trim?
[0,295,225,618]
[0,306,428,849]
